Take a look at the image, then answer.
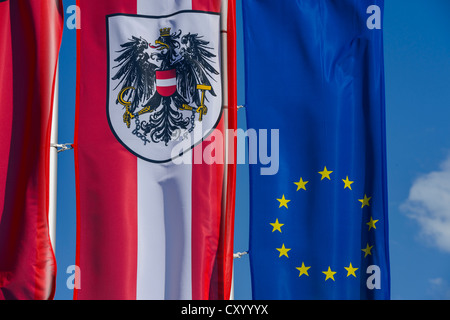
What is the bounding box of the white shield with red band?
[106,11,222,163]
[156,69,177,97]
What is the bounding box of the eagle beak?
[154,40,169,50]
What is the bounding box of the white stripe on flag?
[137,158,193,300]
[136,163,166,299]
[136,0,193,301]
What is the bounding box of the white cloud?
[429,277,444,286]
[427,278,450,300]
[401,155,450,253]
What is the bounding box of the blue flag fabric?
[243,0,390,299]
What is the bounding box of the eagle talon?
[196,84,211,122]
[180,104,193,111]
[137,105,154,116]
[197,105,207,121]
[123,110,135,128]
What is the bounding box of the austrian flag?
[0,0,63,300]
[75,0,236,300]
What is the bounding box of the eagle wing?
[175,33,219,106]
[111,36,158,113]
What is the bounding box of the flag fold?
[0,0,63,300]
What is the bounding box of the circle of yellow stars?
[272,166,379,281]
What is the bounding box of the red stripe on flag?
[191,119,225,300]
[190,0,223,300]
[74,0,138,300]
[0,0,63,300]
[0,0,13,218]
[73,0,82,301]
[192,0,221,13]
[207,0,238,300]
[224,0,237,300]
[190,0,236,300]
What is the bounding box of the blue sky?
[54,0,450,300]
[383,0,450,300]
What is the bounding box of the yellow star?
[322,266,336,281]
[361,243,373,258]
[318,166,333,180]
[342,176,354,190]
[276,244,291,258]
[296,262,311,277]
[270,219,284,233]
[358,194,372,208]
[277,194,291,209]
[344,263,359,278]
[366,216,379,231]
[294,178,308,191]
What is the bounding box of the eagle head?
[149,27,171,51]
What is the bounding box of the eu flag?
[243,0,390,299]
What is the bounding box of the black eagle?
[111,28,219,145]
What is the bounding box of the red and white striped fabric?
[0,0,63,300]
[74,0,236,300]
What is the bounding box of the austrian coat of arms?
[107,12,222,163]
